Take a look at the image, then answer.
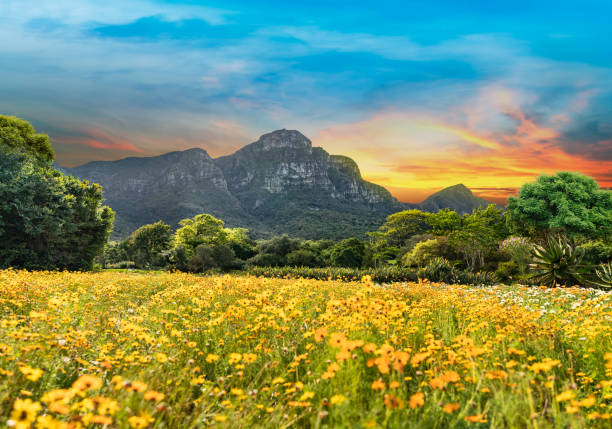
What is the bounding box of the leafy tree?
[126,221,172,268]
[449,205,508,271]
[170,214,241,272]
[508,172,612,240]
[330,238,366,268]
[427,209,462,235]
[173,214,229,251]
[0,149,114,270]
[286,249,319,267]
[374,210,432,248]
[402,238,444,267]
[226,228,257,260]
[0,115,54,163]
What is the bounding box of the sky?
[1,0,611,204]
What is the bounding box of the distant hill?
[419,184,492,214]
[64,129,494,239]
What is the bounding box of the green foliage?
[170,213,246,272]
[578,240,612,266]
[286,249,319,267]
[427,208,462,235]
[0,115,54,163]
[226,228,257,260]
[448,205,509,271]
[245,264,496,285]
[499,236,532,275]
[0,149,114,270]
[495,261,519,282]
[402,238,443,267]
[594,263,612,289]
[508,172,612,240]
[374,210,432,248]
[418,257,454,283]
[330,238,366,268]
[530,236,587,287]
[126,221,172,268]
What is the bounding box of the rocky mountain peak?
[254,129,312,152]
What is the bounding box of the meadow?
[1,270,611,428]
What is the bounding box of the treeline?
[97,172,612,287]
[2,116,611,287]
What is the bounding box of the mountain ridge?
[63,129,495,239]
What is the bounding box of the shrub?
[495,261,519,282]
[530,236,587,287]
[402,239,442,267]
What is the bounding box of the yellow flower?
[371,379,386,391]
[144,390,166,402]
[409,392,425,409]
[128,411,155,429]
[155,352,168,363]
[330,394,345,406]
[19,366,43,382]
[10,398,42,427]
[556,390,576,402]
[443,403,460,413]
[243,353,257,363]
[206,353,220,363]
[72,375,102,391]
[228,353,242,364]
[299,391,315,401]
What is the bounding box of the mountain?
[68,148,258,238]
[419,184,491,214]
[63,129,494,239]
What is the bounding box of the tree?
[170,214,239,272]
[427,209,462,235]
[330,238,366,268]
[226,228,257,260]
[507,172,612,240]
[126,221,172,268]
[0,115,54,163]
[173,214,229,251]
[0,149,114,270]
[374,210,432,248]
[448,205,508,271]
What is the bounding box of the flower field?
[1,270,611,428]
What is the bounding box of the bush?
[330,238,366,268]
[286,249,319,267]
[402,238,442,267]
[495,261,519,282]
[579,240,612,266]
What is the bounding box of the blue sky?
[1,0,610,201]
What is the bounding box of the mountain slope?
[64,129,494,239]
[215,130,401,238]
[418,184,491,214]
[67,148,256,238]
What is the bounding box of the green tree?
[0,115,54,163]
[330,238,366,268]
[126,221,172,268]
[427,209,462,235]
[0,149,114,270]
[448,205,508,271]
[507,172,612,240]
[171,214,237,271]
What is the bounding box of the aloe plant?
[593,262,612,289]
[529,236,586,287]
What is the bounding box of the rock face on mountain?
[68,148,254,238]
[64,129,493,239]
[419,184,491,214]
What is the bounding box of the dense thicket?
[0,116,114,270]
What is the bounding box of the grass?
[1,269,611,428]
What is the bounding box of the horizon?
[2,0,611,203]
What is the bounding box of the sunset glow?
[1,1,610,203]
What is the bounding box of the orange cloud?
[315,101,611,204]
[58,128,144,154]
